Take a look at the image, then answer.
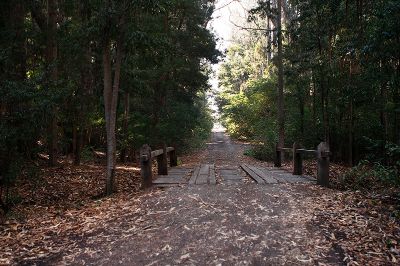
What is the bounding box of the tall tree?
[102,0,124,195]
[276,0,285,151]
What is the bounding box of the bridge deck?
[153,164,315,187]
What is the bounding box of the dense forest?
[1,0,219,199]
[217,0,400,186]
[1,0,400,264]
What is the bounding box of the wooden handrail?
[140,144,178,189]
[150,147,175,158]
[296,149,317,154]
[275,142,330,187]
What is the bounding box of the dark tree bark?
[119,91,130,163]
[74,1,93,166]
[45,0,59,166]
[348,99,354,166]
[277,0,285,155]
[102,1,124,194]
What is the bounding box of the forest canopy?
[216,0,400,181]
[0,0,220,197]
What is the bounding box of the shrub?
[340,160,399,190]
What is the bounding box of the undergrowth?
[339,160,399,190]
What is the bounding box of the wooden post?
[157,144,168,175]
[169,148,178,167]
[140,144,152,189]
[274,143,282,167]
[293,142,303,175]
[317,142,330,187]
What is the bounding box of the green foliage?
[341,160,399,190]
[218,0,400,171]
[81,146,95,162]
[0,0,219,205]
[244,144,276,161]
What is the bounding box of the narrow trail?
[44,131,344,265]
[202,130,245,166]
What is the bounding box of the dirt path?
[3,131,397,265]
[201,130,247,166]
[27,131,342,265]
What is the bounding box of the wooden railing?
[274,142,330,187]
[140,144,177,188]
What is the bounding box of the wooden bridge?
[139,141,330,188]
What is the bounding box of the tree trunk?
[72,125,77,159]
[298,85,305,141]
[46,0,58,166]
[120,91,130,163]
[277,0,285,155]
[312,73,316,129]
[74,1,93,165]
[267,18,272,64]
[73,128,83,165]
[348,99,354,166]
[103,39,114,195]
[103,19,123,195]
[10,0,26,80]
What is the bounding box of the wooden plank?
[297,149,317,155]
[260,168,288,183]
[154,183,183,188]
[224,180,242,184]
[209,164,216,185]
[219,168,243,182]
[269,171,305,183]
[247,165,278,184]
[269,169,286,173]
[196,175,208,185]
[196,164,210,185]
[189,166,200,185]
[219,169,238,175]
[301,175,317,182]
[166,147,175,153]
[240,164,265,184]
[156,175,183,178]
[153,177,185,184]
[199,164,210,175]
[151,149,164,158]
[222,175,243,180]
[264,167,283,171]
[169,167,191,172]
[168,169,190,174]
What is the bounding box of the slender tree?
[277,0,285,151]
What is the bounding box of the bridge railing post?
[157,144,168,175]
[140,144,153,189]
[169,148,177,167]
[317,142,330,187]
[274,143,282,167]
[293,142,303,175]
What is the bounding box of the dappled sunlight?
[212,122,226,133]
[116,165,140,171]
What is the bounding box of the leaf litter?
[0,134,399,265]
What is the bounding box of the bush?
[340,160,400,190]
[244,143,275,161]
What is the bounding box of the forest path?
[155,130,314,187]
[201,129,248,166]
[54,130,344,265]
